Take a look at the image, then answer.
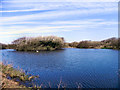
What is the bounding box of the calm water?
[1,48,118,88]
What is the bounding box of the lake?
[0,48,118,88]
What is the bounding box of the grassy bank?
[0,62,38,88]
[0,63,81,88]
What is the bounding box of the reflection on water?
[1,48,118,88]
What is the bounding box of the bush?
[12,36,65,51]
[0,43,7,49]
[76,41,100,48]
[76,37,120,49]
[69,42,79,47]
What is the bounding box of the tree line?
[0,36,120,51]
[67,37,120,49]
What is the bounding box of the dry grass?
[0,62,38,89]
[1,75,26,88]
[0,62,82,89]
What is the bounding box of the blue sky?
[0,0,118,44]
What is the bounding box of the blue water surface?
[1,48,118,88]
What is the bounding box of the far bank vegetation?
[67,37,120,49]
[1,36,120,50]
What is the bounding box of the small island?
[8,36,65,51]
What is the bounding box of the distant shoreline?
[0,36,120,51]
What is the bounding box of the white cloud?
[0,9,46,13]
[0,19,117,35]
[1,7,117,23]
[0,1,118,43]
[0,19,117,26]
[1,2,117,12]
[2,0,119,2]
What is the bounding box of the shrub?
[0,43,7,49]
[12,36,65,51]
[77,41,91,48]
[76,37,120,49]
[69,42,79,47]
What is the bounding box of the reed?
[0,62,38,88]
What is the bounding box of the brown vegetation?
[0,63,38,88]
[68,37,120,49]
[0,37,120,50]
[0,43,7,49]
[12,36,65,51]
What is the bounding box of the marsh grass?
[1,62,83,89]
[0,62,39,88]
